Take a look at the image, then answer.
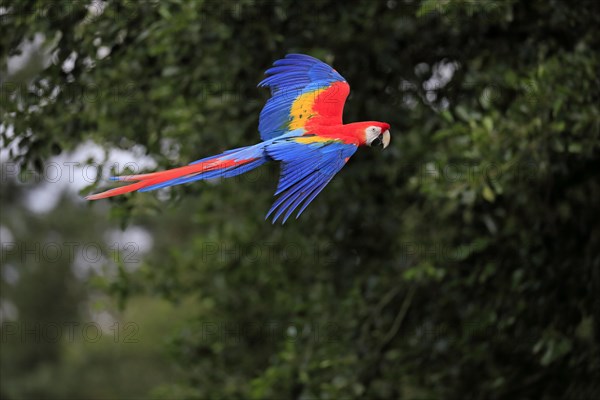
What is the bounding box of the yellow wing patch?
[288,88,326,130]
[293,136,334,144]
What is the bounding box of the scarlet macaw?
[87,54,391,223]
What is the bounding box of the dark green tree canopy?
[1,0,599,398]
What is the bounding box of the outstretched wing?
[258,54,350,141]
[265,136,357,223]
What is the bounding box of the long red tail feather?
[86,157,251,200]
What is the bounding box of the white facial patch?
[365,126,382,146]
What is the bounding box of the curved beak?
[381,130,390,149]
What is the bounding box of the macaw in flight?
[87,54,391,223]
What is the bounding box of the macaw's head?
[363,122,391,149]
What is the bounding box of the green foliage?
[2,0,599,398]
[0,182,190,399]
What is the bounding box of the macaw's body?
[87,54,391,223]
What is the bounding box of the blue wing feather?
[269,169,324,222]
[265,138,357,223]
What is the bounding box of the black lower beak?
[371,136,384,148]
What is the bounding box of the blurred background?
[1,0,599,399]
